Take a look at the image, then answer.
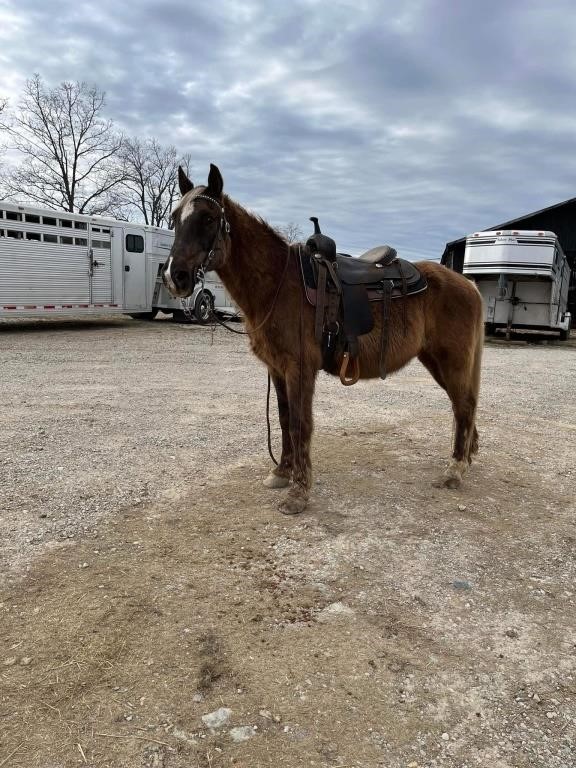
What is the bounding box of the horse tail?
[467,288,484,458]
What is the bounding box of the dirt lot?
[0,317,575,768]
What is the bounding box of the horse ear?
[207,163,224,198]
[178,166,194,195]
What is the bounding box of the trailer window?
[43,233,58,243]
[25,214,41,224]
[126,234,144,253]
[74,221,87,230]
[92,227,101,233]
[60,236,73,245]
[6,211,22,221]
[43,216,57,226]
[92,240,111,249]
[7,230,23,238]
[60,219,73,228]
[102,228,110,234]
[26,232,41,241]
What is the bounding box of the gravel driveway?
[0,316,574,767]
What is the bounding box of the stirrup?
[339,352,360,386]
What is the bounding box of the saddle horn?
[310,216,321,235]
[307,216,337,263]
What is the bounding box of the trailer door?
[122,228,147,309]
[89,224,113,303]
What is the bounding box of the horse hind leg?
[419,347,480,490]
[442,387,478,488]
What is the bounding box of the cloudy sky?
[1,0,576,258]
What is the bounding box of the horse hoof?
[432,473,462,489]
[278,490,308,515]
[263,472,290,489]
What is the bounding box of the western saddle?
[300,218,427,386]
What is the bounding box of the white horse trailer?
[0,202,236,323]
[463,229,572,339]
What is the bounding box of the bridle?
[189,194,231,287]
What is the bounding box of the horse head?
[162,164,230,297]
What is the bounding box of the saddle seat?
[336,247,425,292]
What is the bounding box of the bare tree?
[0,75,124,214]
[118,137,191,228]
[276,221,304,243]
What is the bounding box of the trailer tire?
[559,329,569,341]
[194,290,214,325]
[129,309,158,321]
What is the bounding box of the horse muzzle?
[162,257,197,298]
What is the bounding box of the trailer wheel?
[559,329,569,341]
[194,290,214,325]
[129,309,158,321]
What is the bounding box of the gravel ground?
[0,316,574,768]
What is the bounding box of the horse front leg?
[278,365,316,515]
[263,372,292,489]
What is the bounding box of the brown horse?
[162,164,484,515]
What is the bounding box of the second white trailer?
[463,229,572,339]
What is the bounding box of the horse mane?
[223,194,290,249]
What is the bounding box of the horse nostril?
[175,270,189,286]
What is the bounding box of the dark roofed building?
[441,198,576,318]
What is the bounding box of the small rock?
[3,657,17,667]
[20,657,32,666]
[259,710,272,720]
[317,602,355,622]
[457,504,467,511]
[505,629,519,639]
[202,707,232,729]
[172,727,198,746]
[79,562,89,569]
[533,693,541,703]
[229,726,256,743]
[546,711,557,719]
[452,580,472,591]
[192,693,204,703]
[441,732,450,741]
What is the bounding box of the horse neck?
[217,197,289,322]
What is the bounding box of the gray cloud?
[2,0,576,257]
